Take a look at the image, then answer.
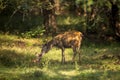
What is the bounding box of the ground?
[0,34,120,80]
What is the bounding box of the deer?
[33,31,83,63]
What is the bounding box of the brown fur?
[34,31,83,63]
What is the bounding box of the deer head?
[33,40,54,63]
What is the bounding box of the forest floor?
[0,34,120,80]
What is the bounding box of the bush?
[21,26,45,38]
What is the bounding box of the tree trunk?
[54,0,60,15]
[43,0,57,35]
[109,1,120,40]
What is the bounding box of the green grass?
[0,34,120,80]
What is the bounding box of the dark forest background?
[0,0,120,41]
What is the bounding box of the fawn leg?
[61,48,65,64]
[72,48,77,62]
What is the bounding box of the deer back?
[53,31,83,48]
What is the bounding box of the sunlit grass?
[0,34,120,80]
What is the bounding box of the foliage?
[21,26,45,38]
[0,0,120,39]
[0,0,7,13]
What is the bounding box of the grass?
[0,34,120,80]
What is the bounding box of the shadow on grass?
[1,67,119,80]
[0,49,23,67]
[0,49,36,67]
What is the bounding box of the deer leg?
[61,48,65,64]
[72,48,77,62]
[77,46,81,63]
[78,49,81,63]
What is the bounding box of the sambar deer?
[34,31,83,63]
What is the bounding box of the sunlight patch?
[80,69,96,74]
[59,70,79,77]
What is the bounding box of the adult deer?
[34,31,83,63]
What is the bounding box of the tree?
[42,0,57,35]
[109,0,120,39]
